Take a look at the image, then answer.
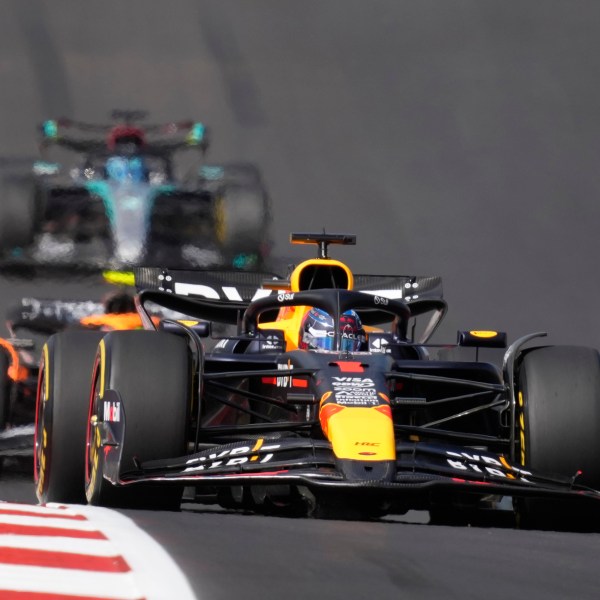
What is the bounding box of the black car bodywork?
[35,234,600,527]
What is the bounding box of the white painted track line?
[0,564,144,599]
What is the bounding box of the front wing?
[99,411,600,503]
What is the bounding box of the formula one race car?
[0,110,270,271]
[34,233,600,529]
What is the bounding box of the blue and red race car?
[33,233,600,529]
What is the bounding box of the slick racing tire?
[216,184,270,261]
[85,331,189,510]
[219,163,263,188]
[35,331,105,504]
[0,348,10,431]
[0,177,36,251]
[515,345,600,531]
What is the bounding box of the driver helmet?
[299,307,366,352]
[106,156,147,183]
[103,291,136,314]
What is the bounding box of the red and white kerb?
[0,502,196,600]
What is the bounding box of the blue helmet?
[106,156,147,183]
[300,307,365,352]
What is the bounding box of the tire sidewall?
[518,345,600,486]
[85,330,190,509]
[35,331,105,503]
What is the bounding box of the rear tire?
[0,178,36,251]
[515,345,600,530]
[85,331,190,510]
[219,163,263,188]
[216,184,270,262]
[34,331,105,504]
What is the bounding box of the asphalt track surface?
[1,2,600,599]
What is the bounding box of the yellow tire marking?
[98,339,106,399]
[517,390,527,465]
[519,411,526,466]
[42,344,50,401]
[215,197,225,243]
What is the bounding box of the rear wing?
[353,273,442,301]
[134,267,283,301]
[134,267,284,328]
[134,268,447,342]
[6,298,105,335]
[135,268,442,301]
[39,114,208,154]
[353,274,446,341]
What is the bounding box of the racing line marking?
[0,502,196,600]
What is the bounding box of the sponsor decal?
[262,363,308,389]
[222,286,243,301]
[373,295,389,305]
[259,334,284,352]
[277,292,295,302]
[103,400,121,423]
[445,450,532,480]
[172,283,273,302]
[303,324,362,345]
[183,440,281,473]
[276,361,293,387]
[332,376,378,406]
[370,337,390,353]
[21,298,104,322]
[363,290,404,300]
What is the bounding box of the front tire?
[35,331,105,504]
[85,331,190,510]
[515,345,600,530]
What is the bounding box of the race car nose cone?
[115,239,144,264]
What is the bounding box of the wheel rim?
[85,361,102,499]
[34,355,48,497]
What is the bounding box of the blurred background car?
[0,110,271,272]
